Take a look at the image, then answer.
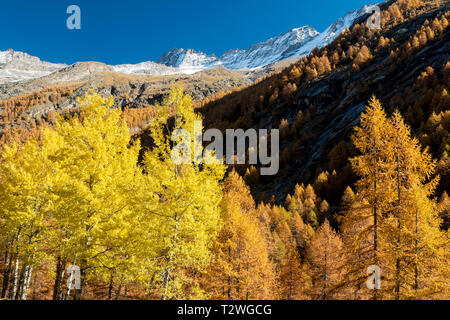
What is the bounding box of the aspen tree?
[0,138,54,300]
[136,87,226,299]
[42,91,142,299]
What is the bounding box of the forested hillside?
[198,0,450,208]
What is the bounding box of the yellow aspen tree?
[42,90,142,300]
[0,138,54,300]
[136,87,226,300]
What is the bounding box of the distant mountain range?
[0,4,377,84]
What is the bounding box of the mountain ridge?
[155,5,378,71]
[0,4,378,84]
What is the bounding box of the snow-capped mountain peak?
[154,4,376,72]
[0,49,66,70]
[217,26,320,69]
[157,48,218,74]
[0,49,67,83]
[322,4,378,44]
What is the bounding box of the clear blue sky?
[0,0,373,65]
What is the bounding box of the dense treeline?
[199,0,449,131]
[0,90,448,300]
[0,87,75,143]
[0,88,158,147]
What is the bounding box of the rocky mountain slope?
[196,0,450,204]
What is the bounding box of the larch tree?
[382,110,448,299]
[289,212,314,259]
[339,186,355,218]
[341,99,449,300]
[341,96,395,300]
[278,239,309,300]
[354,46,372,68]
[305,220,345,300]
[204,171,275,300]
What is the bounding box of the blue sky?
[0,0,372,65]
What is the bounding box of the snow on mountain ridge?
[154,4,377,72]
[112,61,179,76]
[219,26,320,69]
[0,49,67,83]
[156,26,320,71]
[281,4,378,60]
[157,49,219,74]
[0,4,378,83]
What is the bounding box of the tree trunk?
[373,145,378,254]
[288,270,293,300]
[146,272,156,300]
[8,229,22,300]
[414,209,419,291]
[64,257,78,300]
[395,150,402,300]
[52,256,66,300]
[163,214,179,300]
[323,238,328,300]
[52,256,62,300]
[115,277,123,300]
[9,251,20,300]
[64,270,73,300]
[227,247,232,300]
[20,265,33,300]
[372,144,379,301]
[16,263,27,300]
[75,225,92,301]
[74,265,86,300]
[108,272,114,300]
[1,247,11,298]
[123,286,128,300]
[162,267,171,300]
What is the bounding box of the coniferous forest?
[0,0,449,301]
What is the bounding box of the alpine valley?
[0,0,449,301]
